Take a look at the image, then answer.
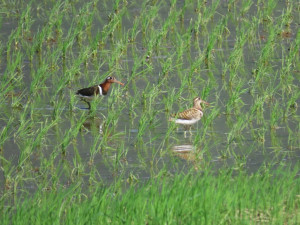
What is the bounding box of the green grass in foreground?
[2,167,299,224]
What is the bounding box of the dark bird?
[76,76,124,109]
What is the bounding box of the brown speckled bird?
[76,76,124,109]
[169,97,209,126]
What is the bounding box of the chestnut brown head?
[105,76,124,86]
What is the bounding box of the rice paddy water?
[0,0,299,223]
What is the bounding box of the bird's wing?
[77,85,97,96]
[175,108,200,120]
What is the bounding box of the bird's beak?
[201,100,209,106]
[113,79,125,86]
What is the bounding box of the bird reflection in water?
[82,116,103,134]
[172,144,202,170]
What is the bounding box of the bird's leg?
[84,100,91,110]
[189,126,192,136]
[183,125,189,138]
[183,125,192,138]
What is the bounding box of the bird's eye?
[107,76,112,79]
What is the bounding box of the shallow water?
[0,0,299,193]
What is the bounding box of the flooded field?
[0,0,299,198]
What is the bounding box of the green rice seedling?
[5,25,22,63]
[284,91,300,117]
[13,104,34,143]
[44,1,66,37]
[289,31,300,64]
[142,89,161,119]
[258,72,280,105]
[216,16,230,48]
[68,88,79,111]
[140,1,160,37]
[278,3,293,29]
[203,16,228,67]
[69,143,85,179]
[112,0,122,14]
[203,31,217,67]
[51,95,67,120]
[178,0,192,25]
[249,95,265,125]
[30,118,59,152]
[226,113,249,145]
[162,88,177,113]
[98,109,126,144]
[128,53,152,81]
[199,106,220,142]
[3,166,300,224]
[246,16,261,46]
[160,55,176,77]
[60,26,77,60]
[269,128,283,151]
[240,0,253,17]
[286,121,300,150]
[226,0,238,13]
[0,39,2,64]
[279,32,300,92]
[224,25,248,77]
[189,53,204,78]
[61,112,87,154]
[136,112,150,140]
[174,70,190,98]
[87,165,103,188]
[174,28,192,63]
[89,31,103,60]
[45,47,62,72]
[279,56,294,94]
[253,26,278,84]
[73,2,98,46]
[107,41,128,69]
[264,0,279,20]
[31,1,66,56]
[250,126,267,144]
[1,54,24,102]
[158,5,181,41]
[127,15,140,43]
[0,117,14,149]
[29,64,50,94]
[198,0,221,26]
[18,2,34,38]
[88,130,103,158]
[111,143,129,174]
[100,5,126,44]
[225,78,247,115]
[270,101,283,130]
[0,0,299,213]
